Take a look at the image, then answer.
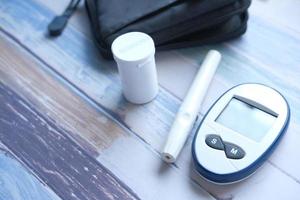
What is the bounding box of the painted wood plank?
[1,0,300,199]
[98,136,216,200]
[251,0,300,34]
[0,31,127,154]
[0,145,61,200]
[158,27,300,183]
[98,125,300,200]
[38,0,300,184]
[0,0,179,165]
[0,81,139,200]
[172,119,300,200]
[0,33,214,200]
[156,39,300,198]
[44,0,91,37]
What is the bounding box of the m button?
[224,142,245,159]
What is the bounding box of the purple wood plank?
[0,143,62,200]
[0,82,139,200]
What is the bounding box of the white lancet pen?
[162,50,222,163]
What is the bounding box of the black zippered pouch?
[49,0,251,59]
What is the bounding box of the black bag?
[48,0,251,59]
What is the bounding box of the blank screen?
[216,98,277,142]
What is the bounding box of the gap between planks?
[0,0,300,198]
[0,30,214,198]
[0,82,140,200]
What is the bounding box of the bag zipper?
[48,0,81,36]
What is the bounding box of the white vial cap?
[111,32,158,104]
[112,32,155,63]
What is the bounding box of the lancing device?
[162,50,222,163]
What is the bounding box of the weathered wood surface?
[0,75,141,200]
[0,31,213,199]
[0,82,139,200]
[251,0,300,33]
[0,144,61,200]
[0,0,299,199]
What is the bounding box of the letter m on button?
[231,148,238,155]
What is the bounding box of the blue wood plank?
[0,146,61,200]
[1,0,300,198]
[0,82,139,200]
[0,0,179,156]
[175,14,300,123]
[0,28,214,200]
[1,0,299,130]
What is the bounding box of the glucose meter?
[192,83,290,184]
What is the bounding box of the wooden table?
[0,0,299,199]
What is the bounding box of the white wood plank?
[0,31,213,200]
[98,117,300,200]
[174,118,300,200]
[195,162,300,200]
[97,136,214,200]
[1,0,300,199]
[251,0,300,34]
[158,45,300,193]
[158,15,300,185]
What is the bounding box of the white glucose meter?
[192,83,290,184]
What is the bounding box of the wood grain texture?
[0,145,61,200]
[0,82,140,200]
[155,10,300,198]
[0,30,127,154]
[157,13,300,186]
[0,30,213,200]
[251,0,300,33]
[0,0,299,199]
[98,117,300,200]
[0,0,178,154]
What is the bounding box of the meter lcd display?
[216,98,277,142]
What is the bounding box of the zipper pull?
[48,0,81,36]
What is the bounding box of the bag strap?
[48,0,81,36]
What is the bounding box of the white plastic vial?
[111,32,159,104]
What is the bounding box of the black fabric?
[85,0,251,58]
